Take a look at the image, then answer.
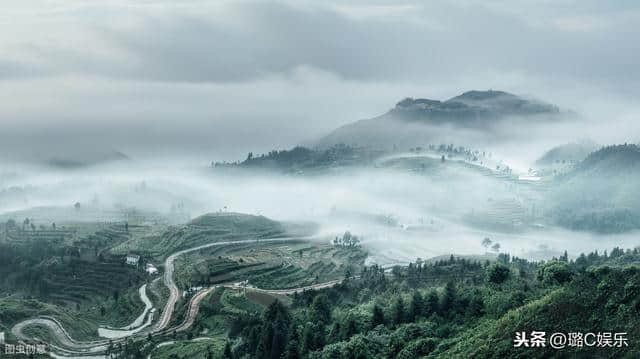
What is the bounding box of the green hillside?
[549,144,640,233]
[196,248,640,359]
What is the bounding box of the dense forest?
[222,249,639,358]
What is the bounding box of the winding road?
[11,237,346,358]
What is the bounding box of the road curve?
[11,237,348,357]
[152,237,298,332]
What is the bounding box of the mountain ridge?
[315,90,568,149]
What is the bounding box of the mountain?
[46,150,130,169]
[396,90,560,123]
[316,90,565,149]
[536,140,599,166]
[572,143,640,174]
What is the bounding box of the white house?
[146,263,158,275]
[125,254,140,266]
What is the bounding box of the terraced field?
[111,212,290,260]
[41,258,145,307]
[5,212,365,358]
[173,240,366,290]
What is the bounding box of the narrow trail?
[11,237,346,358]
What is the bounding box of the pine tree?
[270,319,289,359]
[282,330,300,359]
[341,316,358,340]
[309,294,331,326]
[371,304,385,328]
[425,290,439,316]
[440,282,457,315]
[302,322,324,354]
[408,291,424,322]
[392,296,405,326]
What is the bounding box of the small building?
[125,254,140,266]
[146,263,158,275]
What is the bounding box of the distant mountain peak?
[315,89,569,149]
[391,90,559,122]
[446,89,514,102]
[46,150,130,169]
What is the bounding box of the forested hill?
[536,140,599,166]
[221,247,640,359]
[549,144,640,233]
[572,144,640,174]
[213,145,383,173]
[392,90,560,125]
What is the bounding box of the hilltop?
[316,90,566,149]
[113,212,299,258]
[213,145,383,174]
[572,143,640,174]
[394,90,559,124]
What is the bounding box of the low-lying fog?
[2,159,637,265]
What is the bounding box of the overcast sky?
[1,0,639,161]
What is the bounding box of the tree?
[270,319,288,359]
[537,261,573,285]
[424,291,439,316]
[392,296,405,326]
[440,282,457,314]
[491,243,501,253]
[408,291,424,322]
[559,250,569,262]
[371,304,385,328]
[341,315,358,340]
[309,294,331,325]
[282,325,300,359]
[328,322,341,343]
[302,322,324,354]
[481,237,492,250]
[487,263,511,284]
[466,289,485,317]
[221,341,233,359]
[74,202,81,211]
[344,268,352,280]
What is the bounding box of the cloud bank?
[1,0,639,161]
